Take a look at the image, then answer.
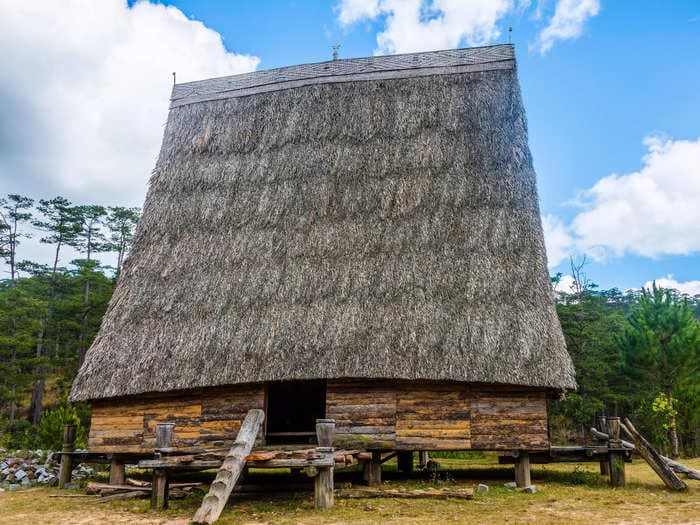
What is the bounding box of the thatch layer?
[70,47,575,402]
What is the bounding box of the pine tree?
[620,283,700,457]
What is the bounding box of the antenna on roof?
[172,72,177,85]
[508,27,512,44]
[332,43,340,61]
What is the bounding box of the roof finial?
[172,72,177,85]
[332,43,341,61]
[508,26,512,44]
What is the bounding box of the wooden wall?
[89,384,265,454]
[327,380,548,451]
[88,379,549,454]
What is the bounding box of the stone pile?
[0,449,94,490]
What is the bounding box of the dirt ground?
[1,455,698,524]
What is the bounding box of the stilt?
[418,450,429,468]
[58,424,76,489]
[397,451,414,473]
[151,469,169,509]
[363,451,382,486]
[514,451,531,488]
[315,466,334,509]
[109,457,126,485]
[606,417,626,487]
[152,423,174,509]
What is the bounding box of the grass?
[1,455,699,524]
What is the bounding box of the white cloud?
[337,0,516,54]
[644,276,700,296]
[572,135,700,259]
[542,214,574,268]
[553,273,577,294]
[544,135,700,267]
[534,0,599,53]
[0,0,259,207]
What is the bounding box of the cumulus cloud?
[534,0,600,53]
[337,0,516,54]
[572,135,700,259]
[543,135,700,267]
[0,0,259,207]
[644,276,700,296]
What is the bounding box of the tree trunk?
[667,391,680,459]
[8,386,16,429]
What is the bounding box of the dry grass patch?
[1,455,698,524]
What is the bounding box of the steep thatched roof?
[70,44,575,402]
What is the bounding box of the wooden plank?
[621,418,686,491]
[192,409,265,524]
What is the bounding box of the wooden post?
[109,456,126,485]
[315,419,335,447]
[606,417,625,487]
[514,451,531,488]
[193,409,265,524]
[418,451,429,469]
[362,451,382,486]
[315,466,334,509]
[58,424,76,489]
[397,451,414,473]
[598,417,610,476]
[314,418,335,509]
[151,423,174,509]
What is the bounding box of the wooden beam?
[621,418,686,491]
[193,409,265,524]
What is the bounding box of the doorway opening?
[266,380,326,445]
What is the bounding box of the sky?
[0,0,699,294]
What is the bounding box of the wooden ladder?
[193,409,265,524]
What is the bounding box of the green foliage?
[34,399,88,450]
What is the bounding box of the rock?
[8,484,20,491]
[504,482,517,489]
[476,483,489,494]
[21,477,31,486]
[14,469,27,481]
[523,485,537,494]
[0,462,7,470]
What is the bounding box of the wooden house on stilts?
[70,44,575,500]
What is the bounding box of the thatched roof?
[70,44,575,402]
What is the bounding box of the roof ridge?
[170,44,515,108]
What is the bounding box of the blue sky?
[1,1,699,293]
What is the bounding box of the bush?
[35,400,88,451]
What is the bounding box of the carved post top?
[606,417,621,446]
[316,419,336,448]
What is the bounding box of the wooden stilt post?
[314,419,335,510]
[397,451,414,473]
[109,456,126,485]
[598,417,610,476]
[418,450,429,469]
[363,451,382,486]
[152,423,174,509]
[606,417,626,487]
[514,451,531,488]
[58,424,76,489]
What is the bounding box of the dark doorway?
[266,380,326,445]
